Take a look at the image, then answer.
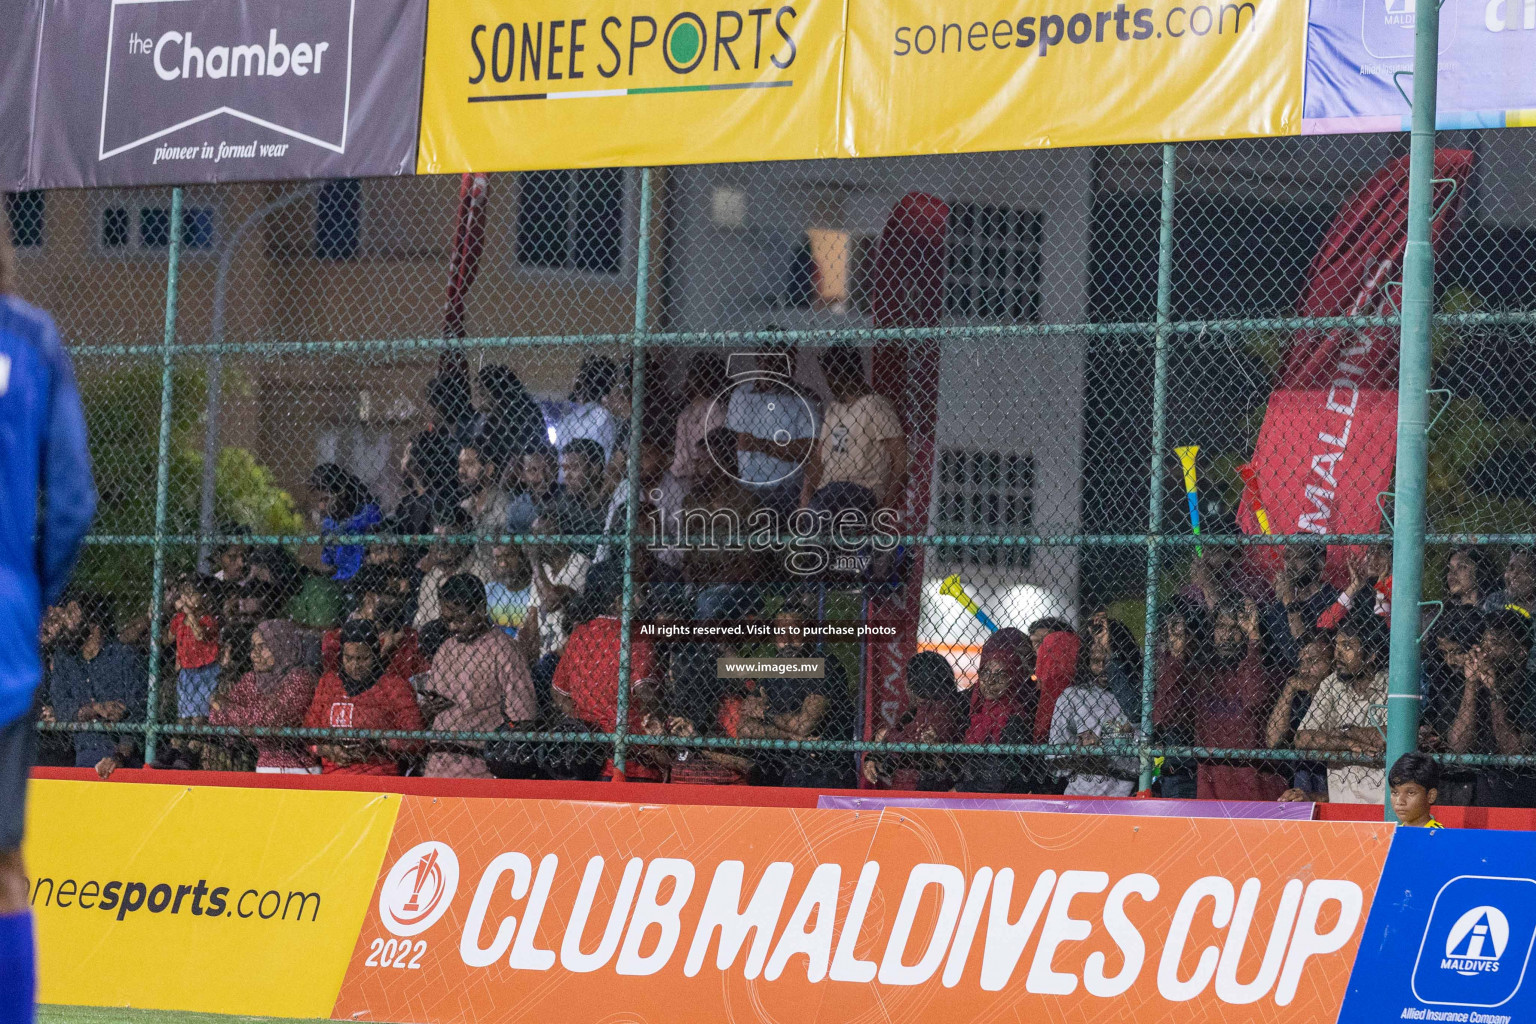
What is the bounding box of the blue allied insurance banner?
[1342,827,1536,1024]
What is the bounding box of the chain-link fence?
[11,128,1536,806]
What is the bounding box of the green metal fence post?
[1384,1,1442,820]
[1138,144,1179,793]
[613,167,654,777]
[144,187,185,766]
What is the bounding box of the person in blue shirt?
[309,463,382,582]
[0,233,97,1023]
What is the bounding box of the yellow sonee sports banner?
[417,0,847,173]
[26,781,400,1018]
[844,0,1305,157]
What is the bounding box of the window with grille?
[5,192,44,249]
[515,168,626,274]
[944,203,1043,321]
[314,179,361,261]
[100,203,216,253]
[935,448,1035,570]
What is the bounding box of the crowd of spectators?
[31,348,1536,806]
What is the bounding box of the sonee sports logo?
[1412,876,1536,1009]
[379,842,459,937]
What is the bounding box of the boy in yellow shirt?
[1389,751,1445,828]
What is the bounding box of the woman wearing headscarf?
[957,628,1052,794]
[304,619,424,776]
[208,619,319,774]
[1032,630,1082,742]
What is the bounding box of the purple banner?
[818,794,1317,820]
[10,0,427,189]
[1305,0,1536,134]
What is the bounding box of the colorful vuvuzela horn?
[1174,446,1202,556]
[940,575,1000,634]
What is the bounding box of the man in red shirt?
[551,563,662,779]
[320,566,426,681]
[1194,600,1286,801]
[304,620,424,775]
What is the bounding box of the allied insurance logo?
[379,842,459,937]
[1412,876,1536,1009]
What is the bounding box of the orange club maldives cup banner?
[332,796,1392,1024]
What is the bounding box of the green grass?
[41,1008,327,1024]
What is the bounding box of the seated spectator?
[1421,604,1485,805]
[727,346,818,519]
[1389,752,1444,828]
[1048,627,1140,797]
[669,353,729,487]
[552,562,663,780]
[1446,545,1494,610]
[1192,600,1286,801]
[422,574,536,778]
[957,628,1050,794]
[221,578,270,637]
[247,546,305,613]
[304,620,424,776]
[685,427,767,622]
[559,438,612,550]
[213,537,250,585]
[507,445,562,535]
[656,711,756,786]
[45,592,146,774]
[556,356,620,463]
[802,346,908,516]
[1181,542,1273,614]
[1032,629,1082,743]
[1484,548,1536,617]
[478,364,547,466]
[1265,544,1339,674]
[1318,545,1392,629]
[1152,601,1206,799]
[596,433,680,565]
[525,506,592,684]
[414,505,477,629]
[323,566,426,681]
[485,544,534,637]
[1296,609,1390,805]
[1028,617,1075,653]
[863,651,967,791]
[406,373,475,513]
[737,596,856,789]
[1267,630,1334,802]
[211,619,319,775]
[1446,609,1536,807]
[601,379,635,494]
[458,438,512,579]
[310,463,383,583]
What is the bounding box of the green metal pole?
[1137,144,1178,794]
[612,167,653,778]
[1384,2,1441,821]
[144,187,185,766]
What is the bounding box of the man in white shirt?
[725,348,818,519]
[556,356,620,463]
[595,436,683,566]
[1296,610,1389,805]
